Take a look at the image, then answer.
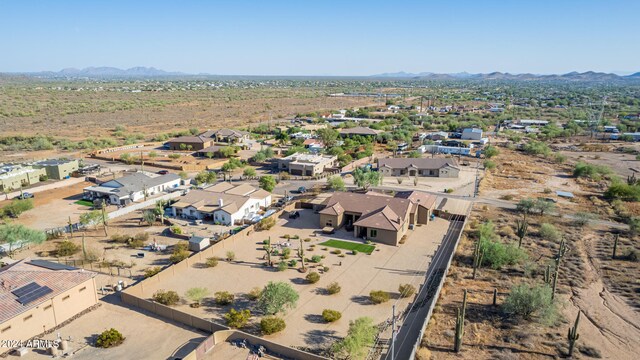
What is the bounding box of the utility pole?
[391,304,396,360]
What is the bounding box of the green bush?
[206,257,219,268]
[152,290,180,306]
[224,308,251,329]
[480,238,528,269]
[1,199,34,218]
[260,316,286,335]
[503,284,557,324]
[95,328,125,348]
[306,271,320,284]
[398,284,416,298]
[311,255,322,263]
[624,248,639,262]
[351,250,358,255]
[282,248,291,259]
[144,267,161,278]
[370,290,390,304]
[288,259,298,267]
[214,291,234,306]
[483,160,496,170]
[322,309,342,322]
[170,250,189,264]
[226,251,235,261]
[170,225,183,234]
[331,249,342,255]
[538,223,561,242]
[604,183,640,201]
[277,261,288,272]
[56,240,80,256]
[256,217,276,231]
[573,162,611,180]
[327,282,341,295]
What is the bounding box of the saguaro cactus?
[454,289,468,352]
[612,233,619,259]
[515,218,528,248]
[472,239,484,279]
[567,311,581,357]
[263,237,272,266]
[298,239,306,271]
[492,288,497,306]
[552,263,560,300]
[544,264,552,285]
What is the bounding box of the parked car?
[15,192,34,199]
[288,211,300,219]
[297,186,307,194]
[157,170,169,175]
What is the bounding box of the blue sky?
[1,0,638,75]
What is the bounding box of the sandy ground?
[139,209,449,350]
[18,292,207,360]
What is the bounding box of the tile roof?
[0,259,96,324]
[395,191,438,210]
[319,192,412,231]
[378,158,459,170]
[353,205,403,231]
[167,135,211,144]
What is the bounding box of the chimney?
[218,198,224,207]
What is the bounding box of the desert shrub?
[170,250,189,264]
[306,271,320,284]
[370,290,390,304]
[56,240,80,256]
[322,309,342,322]
[224,308,251,328]
[144,267,161,278]
[185,287,210,306]
[331,249,342,255]
[573,162,611,180]
[152,290,180,306]
[248,287,263,301]
[327,282,341,295]
[1,199,34,218]
[215,291,234,306]
[483,160,496,170]
[352,250,358,255]
[282,248,291,259]
[604,183,640,201]
[128,232,148,248]
[304,238,311,242]
[110,234,130,243]
[277,261,288,271]
[573,212,596,226]
[323,266,329,272]
[205,257,219,267]
[624,248,639,262]
[445,188,454,193]
[95,328,125,348]
[260,316,286,335]
[503,284,557,324]
[539,223,561,242]
[311,255,322,263]
[332,317,377,359]
[226,251,236,261]
[480,238,528,269]
[170,225,183,234]
[398,284,416,298]
[289,259,298,267]
[256,217,276,231]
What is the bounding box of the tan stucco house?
[378,158,460,178]
[0,259,98,343]
[318,191,437,246]
[278,153,337,176]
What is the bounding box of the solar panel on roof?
[11,282,40,297]
[27,259,77,271]
[17,286,53,305]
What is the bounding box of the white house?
[461,128,483,141]
[83,172,181,205]
[170,183,271,225]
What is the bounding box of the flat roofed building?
[277,153,337,176]
[35,159,79,180]
[0,259,98,343]
[0,165,47,191]
[378,158,460,178]
[83,172,181,205]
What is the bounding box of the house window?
[79,286,87,292]
[326,220,332,226]
[370,229,378,238]
[62,295,70,301]
[1,326,10,333]
[44,305,52,311]
[23,314,33,322]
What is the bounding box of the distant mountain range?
[24,66,186,78]
[3,67,640,81]
[371,71,640,81]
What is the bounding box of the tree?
[1,199,34,218]
[185,287,210,307]
[259,176,276,192]
[243,167,257,178]
[218,146,237,158]
[155,200,167,225]
[205,151,214,159]
[516,198,536,216]
[224,308,251,328]
[353,167,383,191]
[142,209,156,226]
[258,281,299,315]
[503,284,557,324]
[327,176,345,191]
[316,128,339,148]
[484,145,499,159]
[0,224,46,257]
[332,317,377,359]
[534,198,555,215]
[79,210,104,230]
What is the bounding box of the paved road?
[381,215,467,360]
